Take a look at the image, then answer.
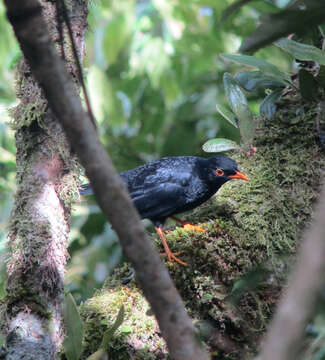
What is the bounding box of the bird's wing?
[131,182,187,221]
[122,163,192,191]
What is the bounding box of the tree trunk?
[1,1,88,358]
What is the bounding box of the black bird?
[80,155,248,266]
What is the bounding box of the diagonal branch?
[257,184,325,360]
[3,1,210,359]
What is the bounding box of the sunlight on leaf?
[223,72,255,142]
[216,103,238,128]
[202,138,239,152]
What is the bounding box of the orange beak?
[229,171,248,181]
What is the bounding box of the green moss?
[80,100,325,359]
[80,268,167,359]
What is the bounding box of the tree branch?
[257,184,325,360]
[3,1,210,359]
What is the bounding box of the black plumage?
[80,155,248,265]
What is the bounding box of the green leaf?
[215,103,238,128]
[101,305,125,348]
[298,69,319,100]
[275,38,325,65]
[235,71,286,92]
[260,88,283,120]
[223,73,255,142]
[202,138,239,153]
[63,293,84,360]
[221,54,290,82]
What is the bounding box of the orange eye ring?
[216,169,224,176]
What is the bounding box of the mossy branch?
[80,101,325,359]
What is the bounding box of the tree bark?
[1,1,88,359]
[3,1,210,359]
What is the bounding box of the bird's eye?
[216,169,224,176]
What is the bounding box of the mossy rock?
[80,100,325,359]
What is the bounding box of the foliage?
[203,31,325,152]
[0,0,309,325]
[63,293,85,360]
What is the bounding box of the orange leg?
[170,216,206,233]
[155,226,187,266]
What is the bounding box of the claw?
[155,226,187,266]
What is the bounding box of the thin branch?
[57,0,97,130]
[257,184,325,360]
[3,1,210,359]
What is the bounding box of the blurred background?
[0,0,293,303]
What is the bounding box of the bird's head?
[205,155,248,186]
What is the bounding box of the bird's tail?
[80,183,93,195]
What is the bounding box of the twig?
[58,0,97,130]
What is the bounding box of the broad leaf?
[63,293,84,360]
[235,71,286,92]
[260,88,283,120]
[298,69,318,101]
[223,73,255,142]
[275,38,325,65]
[202,138,239,153]
[221,54,290,83]
[216,103,238,128]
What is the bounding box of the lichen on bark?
[79,96,325,359]
[0,1,88,358]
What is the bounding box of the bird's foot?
[170,216,206,233]
[183,223,206,233]
[161,250,187,266]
